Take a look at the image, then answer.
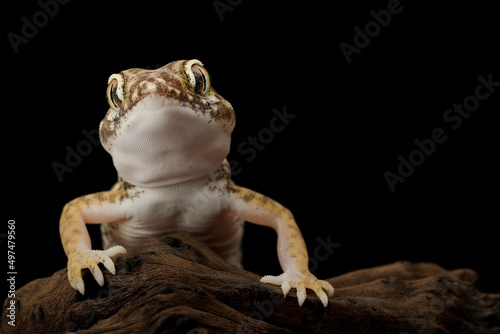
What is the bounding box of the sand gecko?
[59,59,334,307]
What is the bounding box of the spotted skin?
[59,59,334,306]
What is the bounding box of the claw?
[68,261,85,294]
[281,279,291,297]
[319,280,335,297]
[317,291,328,307]
[260,270,335,307]
[87,258,104,286]
[260,273,284,286]
[69,268,85,294]
[297,285,306,307]
[76,279,85,295]
[67,246,126,295]
[101,254,117,275]
[104,245,127,258]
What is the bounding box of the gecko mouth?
[121,92,207,118]
[124,91,234,125]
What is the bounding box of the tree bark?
[2,232,499,333]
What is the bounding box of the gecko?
[59,59,334,307]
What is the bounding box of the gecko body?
[59,59,334,306]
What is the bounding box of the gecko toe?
[87,259,104,287]
[296,286,307,307]
[318,291,328,307]
[104,245,127,257]
[260,273,284,285]
[99,254,117,275]
[281,279,291,297]
[319,280,335,297]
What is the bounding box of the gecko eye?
[191,64,210,96]
[187,61,211,96]
[106,76,123,110]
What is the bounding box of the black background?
[3,0,499,298]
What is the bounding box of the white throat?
[103,95,232,187]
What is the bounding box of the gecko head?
[99,59,236,187]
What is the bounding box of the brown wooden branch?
[2,232,499,333]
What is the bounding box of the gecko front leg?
[225,185,334,307]
[59,190,128,294]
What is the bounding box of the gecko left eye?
[190,63,211,96]
[106,77,123,110]
[106,74,124,110]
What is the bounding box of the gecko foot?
[67,245,127,295]
[261,270,334,307]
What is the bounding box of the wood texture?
[2,232,499,333]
